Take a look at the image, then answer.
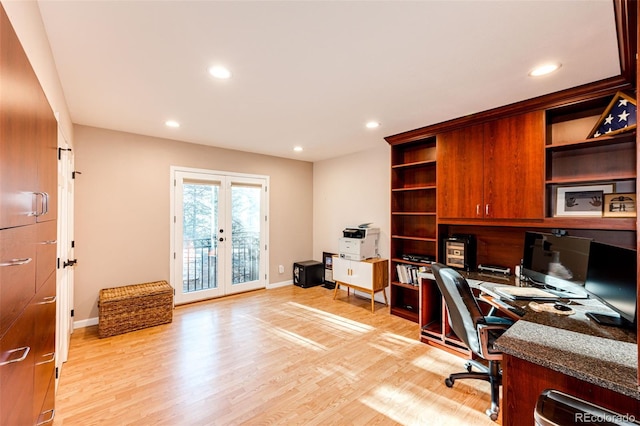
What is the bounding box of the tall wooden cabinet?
[0,5,58,425]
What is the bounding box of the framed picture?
[603,193,636,217]
[555,184,614,217]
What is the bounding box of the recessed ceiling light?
[208,65,232,79]
[165,120,180,128]
[529,63,562,77]
[293,146,303,152]
[366,121,381,129]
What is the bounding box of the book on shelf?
[396,263,429,286]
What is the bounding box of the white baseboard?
[74,281,294,329]
[267,279,293,289]
[74,317,98,329]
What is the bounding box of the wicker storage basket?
[98,280,173,338]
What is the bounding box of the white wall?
[313,143,390,301]
[74,125,314,321]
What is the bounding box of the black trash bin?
[534,389,638,426]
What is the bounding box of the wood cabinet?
[438,111,545,220]
[333,257,389,313]
[419,276,471,356]
[389,138,437,322]
[0,5,58,425]
[502,356,640,425]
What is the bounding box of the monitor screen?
[584,241,637,325]
[522,232,592,296]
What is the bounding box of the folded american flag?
[589,92,637,138]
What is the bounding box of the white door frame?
[170,166,269,304]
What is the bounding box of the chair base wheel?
[486,408,499,421]
[444,377,454,388]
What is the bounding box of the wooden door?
[483,111,545,219]
[437,124,485,219]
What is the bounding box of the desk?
[478,281,640,424]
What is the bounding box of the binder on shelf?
[395,263,429,286]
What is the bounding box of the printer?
[339,226,380,260]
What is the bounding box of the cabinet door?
[0,226,36,337]
[0,6,39,229]
[332,257,350,283]
[437,124,485,219]
[32,273,56,422]
[35,88,57,224]
[350,260,373,290]
[483,111,545,219]
[36,221,57,292]
[0,303,36,426]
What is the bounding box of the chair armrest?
[477,323,510,360]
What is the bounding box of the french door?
[171,167,268,304]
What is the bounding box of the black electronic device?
[293,260,324,288]
[442,234,476,271]
[584,241,637,328]
[521,231,591,297]
[322,252,336,289]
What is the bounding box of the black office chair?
[431,263,514,421]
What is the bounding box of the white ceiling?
[37,0,621,162]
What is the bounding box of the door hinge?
[174,179,176,186]
[58,147,72,160]
[173,252,176,259]
[70,309,74,317]
[174,216,176,223]
[56,367,59,379]
[57,258,60,269]
[71,240,75,248]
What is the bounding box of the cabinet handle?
[39,296,57,305]
[36,409,55,425]
[485,204,490,217]
[476,204,480,216]
[33,192,47,217]
[0,346,30,366]
[0,257,33,267]
[36,352,55,366]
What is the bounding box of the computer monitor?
[521,231,592,297]
[584,241,637,328]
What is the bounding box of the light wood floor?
[53,285,500,425]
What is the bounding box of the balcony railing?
[183,232,260,293]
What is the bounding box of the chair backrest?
[431,263,485,355]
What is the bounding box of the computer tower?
[293,260,324,288]
[322,252,336,289]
